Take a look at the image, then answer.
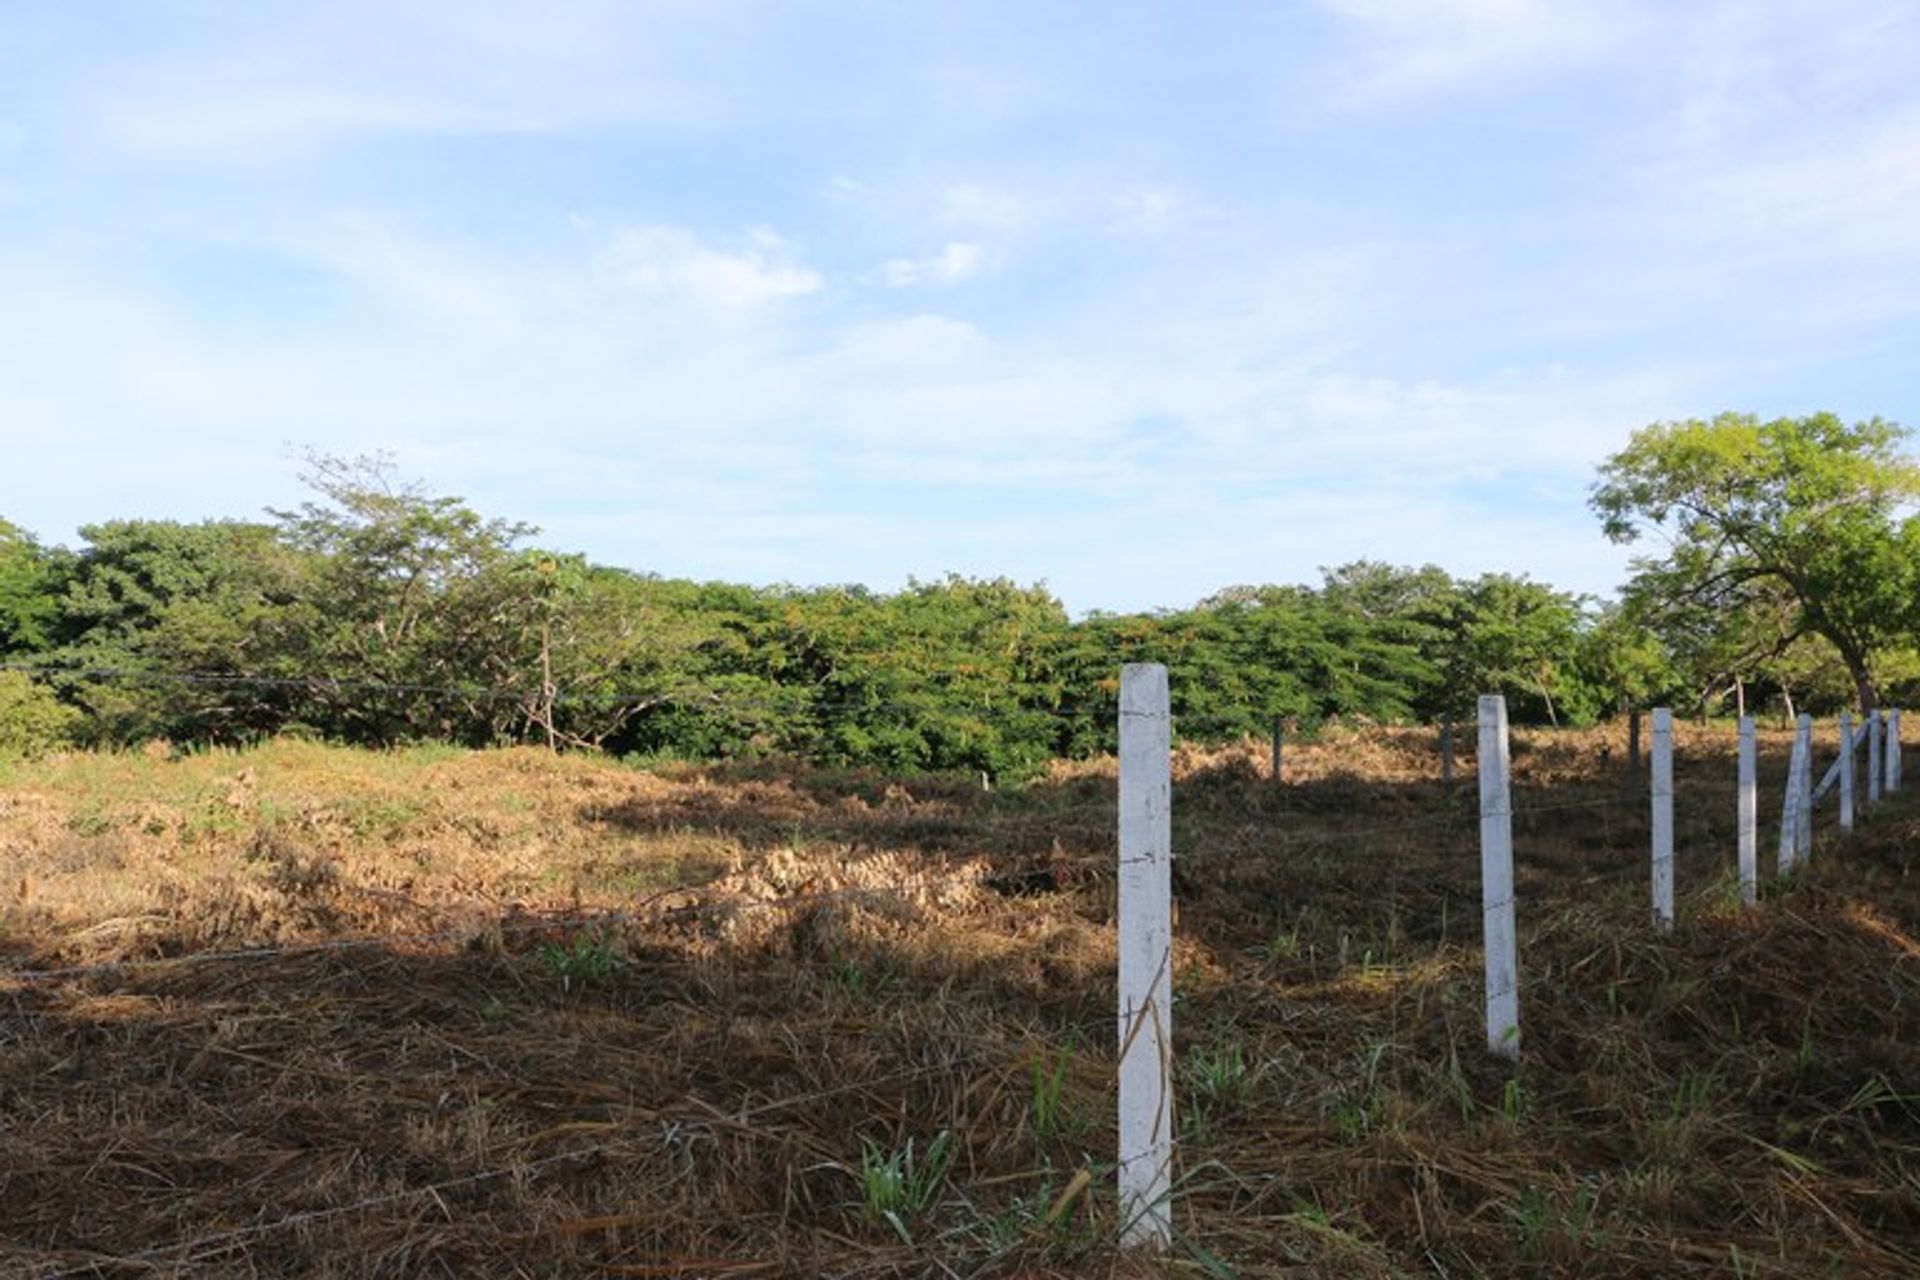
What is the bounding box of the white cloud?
[104,90,525,153]
[940,183,1025,228]
[597,227,822,310]
[1111,187,1179,234]
[301,224,525,336]
[882,242,984,287]
[1316,0,1630,102]
[828,314,990,368]
[1666,110,1920,261]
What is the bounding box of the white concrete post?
[1737,716,1757,908]
[1478,695,1519,1059]
[1840,712,1855,833]
[1778,724,1805,875]
[1651,708,1675,932]
[1117,664,1173,1250]
[1869,710,1883,808]
[1795,713,1814,865]
[1887,709,1901,794]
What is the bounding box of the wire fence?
[1,669,1894,1274]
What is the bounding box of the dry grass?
[1,721,1916,1277]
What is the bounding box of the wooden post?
[1478,694,1519,1059]
[1628,707,1642,792]
[1271,714,1283,785]
[1869,709,1884,808]
[1117,664,1172,1250]
[1737,716,1757,907]
[1651,708,1675,932]
[1794,713,1813,865]
[1441,715,1455,793]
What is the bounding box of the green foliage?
[30,427,1916,761]
[0,518,66,656]
[0,671,78,759]
[270,452,542,745]
[52,517,304,742]
[536,930,621,990]
[1593,412,1920,709]
[857,1129,954,1243]
[1029,1048,1081,1141]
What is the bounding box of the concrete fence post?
[1478,694,1519,1059]
[1651,708,1675,932]
[1840,712,1855,833]
[1795,713,1813,865]
[1869,710,1884,809]
[1778,723,1806,875]
[1888,708,1898,791]
[1737,716,1757,907]
[1117,664,1173,1250]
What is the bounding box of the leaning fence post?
[1840,712,1855,833]
[1270,714,1283,785]
[1737,716,1757,907]
[1117,664,1173,1250]
[1651,708,1675,931]
[1778,723,1805,874]
[1795,713,1813,865]
[1478,694,1519,1059]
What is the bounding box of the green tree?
[1592,412,1920,710]
[272,453,540,744]
[0,671,77,758]
[55,518,304,741]
[0,518,67,656]
[1575,602,1676,716]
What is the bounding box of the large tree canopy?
[1592,412,1920,710]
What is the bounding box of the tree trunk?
[1848,661,1880,714]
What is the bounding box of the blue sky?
[2,1,1917,613]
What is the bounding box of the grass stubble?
[0,723,1915,1277]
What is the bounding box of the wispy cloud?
[1315,0,1631,102]
[882,242,984,286]
[597,227,823,310]
[940,183,1025,229]
[2,0,1916,611]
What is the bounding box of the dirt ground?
[2,722,1916,1277]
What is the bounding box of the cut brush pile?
[1,724,1916,1277]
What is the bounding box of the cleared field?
[2,724,1917,1278]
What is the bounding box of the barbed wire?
[0,873,1031,987]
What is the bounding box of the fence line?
[10,674,1913,1267]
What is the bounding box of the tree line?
[3,413,1916,773]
